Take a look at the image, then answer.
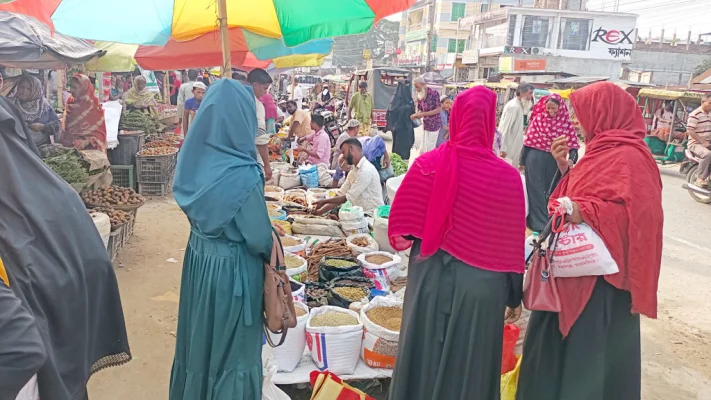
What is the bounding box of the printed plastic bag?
[340,219,369,236]
[290,278,305,303]
[310,371,375,400]
[500,356,521,400]
[550,197,619,278]
[358,252,402,291]
[360,297,402,369]
[339,203,365,222]
[306,307,363,375]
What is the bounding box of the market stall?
[260,154,412,389]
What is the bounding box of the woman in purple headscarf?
[9,75,60,146]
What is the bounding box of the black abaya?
[389,239,523,400]
[0,98,130,399]
[516,278,641,400]
[387,82,416,160]
[521,146,559,232]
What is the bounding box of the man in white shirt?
[313,137,384,216]
[498,83,533,166]
[176,69,198,133]
[287,79,303,110]
[247,68,273,182]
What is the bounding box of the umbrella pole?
[217,0,231,77]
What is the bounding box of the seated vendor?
[122,76,158,117]
[181,82,206,136]
[331,119,390,187]
[297,113,331,166]
[62,73,108,152]
[285,100,312,139]
[314,138,384,216]
[8,74,60,147]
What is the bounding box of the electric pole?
[425,0,436,72]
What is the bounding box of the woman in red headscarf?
[62,74,107,152]
[516,82,663,400]
[519,93,579,232]
[387,86,526,400]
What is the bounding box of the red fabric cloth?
[260,93,278,121]
[550,82,663,336]
[62,74,107,152]
[388,86,526,273]
[523,93,579,152]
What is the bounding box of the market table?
[272,349,393,385]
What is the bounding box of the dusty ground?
[89,170,711,400]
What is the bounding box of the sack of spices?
[305,282,329,309]
[340,219,369,236]
[319,256,363,283]
[279,170,301,190]
[306,306,363,375]
[289,278,305,304]
[281,235,307,257]
[269,302,309,372]
[346,233,379,255]
[359,297,403,369]
[327,285,371,309]
[284,253,308,282]
[358,252,403,291]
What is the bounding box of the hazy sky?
[386,0,711,38]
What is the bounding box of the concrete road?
[87,155,711,399]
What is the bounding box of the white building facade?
[462,7,638,81]
[397,0,530,71]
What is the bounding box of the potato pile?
[82,185,145,208]
[91,207,133,229]
[144,140,175,149]
[137,147,177,156]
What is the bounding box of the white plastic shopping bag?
[15,375,39,400]
[549,197,619,278]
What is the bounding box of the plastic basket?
[136,153,176,183]
[122,210,138,246]
[110,165,135,190]
[107,227,123,262]
[108,133,145,166]
[138,179,173,197]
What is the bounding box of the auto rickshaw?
[346,68,412,132]
[637,88,701,164]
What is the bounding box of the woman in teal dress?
[170,79,273,399]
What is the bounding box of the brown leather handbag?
[263,230,297,347]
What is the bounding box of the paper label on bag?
[550,223,619,277]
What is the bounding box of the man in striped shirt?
[687,94,711,187]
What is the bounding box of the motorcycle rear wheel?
[686,165,711,204]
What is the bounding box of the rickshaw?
[637,88,700,164]
[346,68,412,132]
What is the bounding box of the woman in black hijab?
[0,97,130,399]
[387,80,416,160]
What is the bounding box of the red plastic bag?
[501,324,520,375]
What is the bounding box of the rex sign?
[589,20,635,60]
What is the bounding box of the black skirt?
[522,147,558,233]
[516,278,641,400]
[389,239,522,400]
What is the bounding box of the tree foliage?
[692,58,711,78]
[331,19,400,67]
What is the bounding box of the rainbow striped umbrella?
[0,0,413,46]
[0,0,413,72]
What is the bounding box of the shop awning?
[0,11,103,68]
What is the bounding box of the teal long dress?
[169,79,272,400]
[170,186,272,399]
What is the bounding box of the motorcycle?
[680,149,711,204]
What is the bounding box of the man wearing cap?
[348,81,374,136]
[181,81,206,136]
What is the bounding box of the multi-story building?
[460,7,638,82]
[397,0,534,72]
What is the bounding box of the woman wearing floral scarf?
[519,94,579,232]
[122,75,158,117]
[9,75,60,146]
